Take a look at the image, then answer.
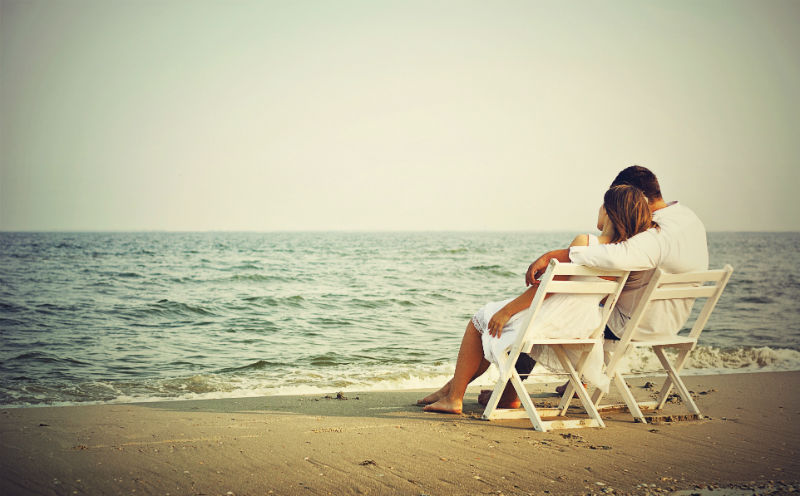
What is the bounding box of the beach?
[2,371,799,495]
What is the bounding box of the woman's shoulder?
[595,234,612,245]
[569,233,592,247]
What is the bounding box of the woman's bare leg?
[417,361,491,405]
[423,321,489,414]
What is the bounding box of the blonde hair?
[603,184,654,243]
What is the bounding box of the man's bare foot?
[555,381,587,398]
[422,397,463,414]
[477,389,522,409]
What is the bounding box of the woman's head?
[601,184,653,243]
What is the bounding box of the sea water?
[1,231,798,407]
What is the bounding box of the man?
[480,165,708,407]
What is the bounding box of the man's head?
[611,166,662,204]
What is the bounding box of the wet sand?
[1,371,799,495]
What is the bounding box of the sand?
[1,371,799,495]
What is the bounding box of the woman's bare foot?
[416,390,445,405]
[416,382,451,405]
[477,389,522,409]
[422,397,463,414]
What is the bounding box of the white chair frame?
[481,259,629,431]
[560,265,734,423]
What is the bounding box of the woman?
[419,184,653,414]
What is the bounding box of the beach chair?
[481,259,629,431]
[568,265,734,423]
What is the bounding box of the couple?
[419,166,708,414]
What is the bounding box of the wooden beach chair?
[566,265,734,423]
[481,259,629,432]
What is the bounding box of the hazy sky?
[2,0,798,231]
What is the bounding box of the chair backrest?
[611,264,734,354]
[512,259,630,353]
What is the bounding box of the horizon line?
[2,229,798,234]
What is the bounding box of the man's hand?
[525,254,551,286]
[525,248,571,286]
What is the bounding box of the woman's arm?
[488,234,590,337]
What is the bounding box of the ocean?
[1,231,798,407]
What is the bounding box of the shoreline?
[2,371,799,495]
[5,358,800,411]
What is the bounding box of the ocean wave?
[0,301,26,313]
[242,295,305,308]
[117,271,144,278]
[140,299,218,318]
[347,297,417,309]
[11,351,90,366]
[426,247,469,255]
[468,265,516,278]
[224,274,290,283]
[308,317,355,327]
[615,345,800,375]
[232,263,262,270]
[737,296,775,304]
[309,352,350,367]
[218,359,286,373]
[34,302,84,314]
[0,363,469,407]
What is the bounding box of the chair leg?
[656,376,674,409]
[592,346,628,409]
[482,354,514,420]
[557,382,574,413]
[591,387,605,408]
[552,346,605,428]
[653,346,700,415]
[653,346,690,409]
[615,372,646,423]
[556,348,593,415]
[509,370,546,431]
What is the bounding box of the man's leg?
[555,326,620,395]
[478,353,536,407]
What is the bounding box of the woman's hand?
[488,308,513,338]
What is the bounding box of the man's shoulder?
[654,202,705,227]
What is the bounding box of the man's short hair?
[611,165,662,201]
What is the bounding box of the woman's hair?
[603,184,654,243]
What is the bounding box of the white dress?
[472,234,610,392]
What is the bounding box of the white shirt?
[568,202,708,340]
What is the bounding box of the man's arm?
[569,229,660,271]
[525,228,661,285]
[525,248,570,286]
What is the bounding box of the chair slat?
[650,286,718,300]
[542,418,601,430]
[630,337,696,347]
[549,265,629,277]
[657,269,730,284]
[525,338,599,345]
[546,280,626,294]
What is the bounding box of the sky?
[1,0,799,232]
